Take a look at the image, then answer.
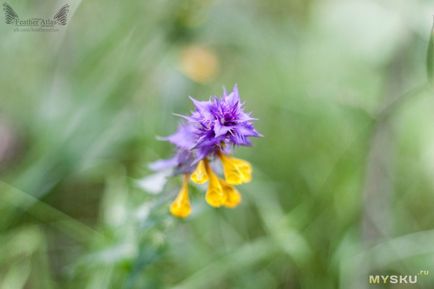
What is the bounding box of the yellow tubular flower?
[170,175,192,218]
[190,160,208,184]
[219,179,242,208]
[219,153,252,185]
[204,159,226,207]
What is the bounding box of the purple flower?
[151,85,260,174]
[149,125,197,174]
[150,85,260,218]
[187,85,261,160]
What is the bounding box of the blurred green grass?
[1,0,434,288]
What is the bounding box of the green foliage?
[1,0,434,288]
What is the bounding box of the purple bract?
[151,85,260,174]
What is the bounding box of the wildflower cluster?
[151,85,260,218]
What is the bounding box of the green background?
[0,0,434,288]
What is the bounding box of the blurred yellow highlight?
[180,45,219,83]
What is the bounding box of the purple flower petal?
[152,85,261,174]
[160,124,195,149]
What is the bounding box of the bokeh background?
[1,0,434,288]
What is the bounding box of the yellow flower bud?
[170,175,192,218]
[219,154,252,185]
[204,160,226,207]
[219,179,242,208]
[191,160,208,184]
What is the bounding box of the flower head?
[187,85,260,160]
[151,85,260,218]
